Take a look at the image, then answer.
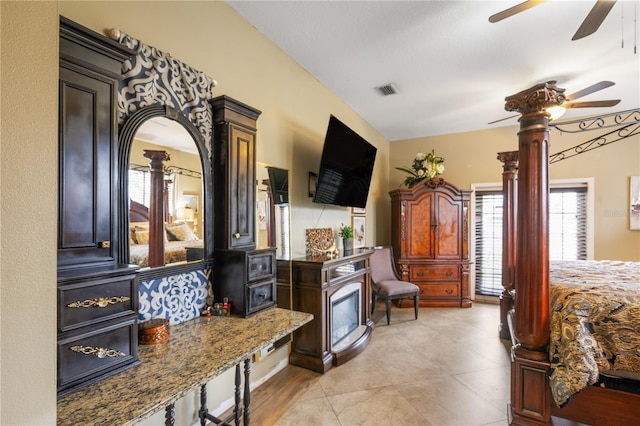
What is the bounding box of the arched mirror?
[119,105,213,279]
[256,163,291,309]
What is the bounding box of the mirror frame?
[118,104,213,280]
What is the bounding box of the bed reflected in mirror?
[128,117,204,268]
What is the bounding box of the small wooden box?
[139,319,169,345]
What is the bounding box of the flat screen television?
[267,166,289,205]
[312,115,377,208]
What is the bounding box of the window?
[128,167,175,216]
[473,181,590,297]
[474,191,503,296]
[129,167,150,207]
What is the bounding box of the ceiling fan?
[488,80,621,124]
[489,0,617,41]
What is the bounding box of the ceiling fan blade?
[488,114,520,125]
[489,0,548,23]
[564,99,621,108]
[572,0,617,40]
[566,80,615,101]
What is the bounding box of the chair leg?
[386,299,391,325]
[414,293,419,320]
[371,292,377,314]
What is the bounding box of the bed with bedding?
[499,81,640,425]
[128,201,203,267]
[548,260,640,407]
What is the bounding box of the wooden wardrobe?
[57,17,139,397]
[389,179,472,308]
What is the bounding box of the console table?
[289,249,374,373]
[57,308,312,425]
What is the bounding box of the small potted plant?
[339,223,354,254]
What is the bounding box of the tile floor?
[275,302,512,426]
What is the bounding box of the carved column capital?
[143,150,171,170]
[504,80,566,117]
[497,150,519,171]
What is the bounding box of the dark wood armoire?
[389,179,472,308]
[57,17,139,397]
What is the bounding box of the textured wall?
[1,2,59,424]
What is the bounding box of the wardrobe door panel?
[435,194,461,259]
[58,65,114,267]
[228,124,256,249]
[407,195,433,258]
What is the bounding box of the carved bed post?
[497,151,518,341]
[144,150,170,267]
[505,82,565,425]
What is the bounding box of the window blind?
[474,186,587,297]
[128,168,175,216]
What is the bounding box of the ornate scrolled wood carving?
[424,177,446,189]
[497,150,519,170]
[505,80,566,116]
[400,200,406,243]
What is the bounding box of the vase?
[342,238,353,254]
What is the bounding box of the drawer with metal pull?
[247,251,275,282]
[417,282,460,299]
[58,274,137,332]
[246,279,276,315]
[410,264,459,281]
[57,318,139,395]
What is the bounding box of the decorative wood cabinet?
[389,180,472,308]
[57,17,139,397]
[212,95,259,251]
[212,96,276,316]
[214,248,277,317]
[290,251,374,373]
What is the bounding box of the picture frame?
[352,206,366,214]
[352,215,366,249]
[182,193,199,213]
[631,176,640,230]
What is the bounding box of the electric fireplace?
[330,282,363,352]
[290,250,374,373]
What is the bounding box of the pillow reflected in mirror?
[166,223,199,241]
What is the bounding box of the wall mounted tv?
[267,166,289,205]
[313,115,377,209]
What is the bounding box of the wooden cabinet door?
[407,192,434,259]
[434,193,461,259]
[58,64,116,267]
[227,124,256,249]
[212,96,261,251]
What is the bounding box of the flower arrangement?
[395,150,445,187]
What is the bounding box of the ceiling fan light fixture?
[547,105,567,120]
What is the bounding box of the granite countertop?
[57,308,313,425]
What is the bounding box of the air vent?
[376,83,397,96]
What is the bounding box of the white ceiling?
[227,0,640,141]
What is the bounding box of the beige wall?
[1,1,59,424]
[389,125,640,261]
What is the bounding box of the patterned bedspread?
[130,240,203,267]
[549,260,640,406]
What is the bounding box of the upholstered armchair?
[369,246,419,325]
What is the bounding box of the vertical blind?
[128,168,175,216]
[474,186,587,297]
